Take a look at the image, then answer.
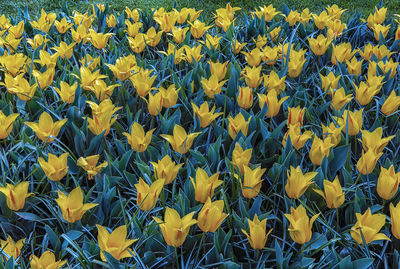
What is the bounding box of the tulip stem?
[336,208,339,232]
[354,173,361,185]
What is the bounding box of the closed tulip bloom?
[86,100,120,136]
[356,149,382,175]
[106,14,117,28]
[135,178,164,211]
[308,34,332,56]
[382,91,400,115]
[350,208,389,244]
[321,122,343,146]
[282,125,313,150]
[30,250,66,269]
[184,44,203,64]
[0,111,19,139]
[56,186,97,223]
[287,50,306,78]
[354,81,380,106]
[0,236,25,260]
[189,20,211,38]
[359,127,394,154]
[97,225,138,261]
[128,33,146,53]
[339,109,363,136]
[208,60,229,81]
[123,122,155,152]
[331,88,352,110]
[228,113,251,139]
[190,168,222,203]
[377,166,400,200]
[390,202,400,239]
[285,166,317,199]
[242,65,262,89]
[231,143,252,175]
[201,75,227,98]
[242,214,272,250]
[258,91,289,118]
[240,165,266,199]
[161,125,201,154]
[25,112,67,143]
[77,155,108,180]
[287,106,306,128]
[320,72,341,93]
[309,136,334,165]
[159,84,180,108]
[146,91,163,116]
[0,181,32,211]
[151,155,183,185]
[346,57,363,76]
[285,205,319,244]
[153,207,197,247]
[54,81,77,104]
[237,86,253,109]
[38,153,69,181]
[192,102,223,128]
[314,176,345,208]
[144,27,163,47]
[242,48,262,67]
[197,198,228,232]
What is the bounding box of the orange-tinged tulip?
[282,125,313,150]
[197,198,227,232]
[350,208,389,244]
[97,225,138,261]
[321,122,343,146]
[231,143,252,175]
[190,167,222,203]
[356,149,382,175]
[287,106,305,128]
[338,109,363,136]
[191,102,222,128]
[189,20,211,38]
[184,44,203,64]
[346,57,363,76]
[377,166,400,200]
[106,14,117,28]
[151,155,183,185]
[359,127,394,154]
[308,34,332,56]
[0,111,19,139]
[30,250,67,269]
[208,60,229,81]
[258,91,289,118]
[123,122,155,152]
[381,91,400,115]
[285,205,319,244]
[390,202,400,239]
[0,182,32,211]
[54,81,77,104]
[240,165,266,199]
[309,136,334,165]
[366,7,387,29]
[242,65,262,89]
[242,214,272,250]
[285,166,317,199]
[153,207,197,247]
[135,178,164,211]
[331,88,352,110]
[77,155,108,180]
[242,48,262,67]
[161,125,201,154]
[0,236,25,260]
[25,112,67,143]
[263,71,286,93]
[227,113,251,139]
[56,186,97,223]
[237,86,253,109]
[331,43,354,65]
[314,176,345,208]
[38,153,69,181]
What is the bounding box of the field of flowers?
[1,1,400,268]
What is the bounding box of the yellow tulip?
[350,208,389,244]
[79,54,100,70]
[390,202,400,239]
[263,71,285,93]
[170,26,189,43]
[309,136,334,165]
[144,27,163,47]
[190,167,222,203]
[312,11,331,30]
[326,4,346,20]
[240,165,266,199]
[0,236,25,260]
[0,181,32,211]
[125,7,140,22]
[154,11,177,32]
[338,109,363,136]
[161,125,201,154]
[191,102,222,128]
[285,205,319,244]
[242,65,262,89]
[197,198,227,232]
[123,122,155,152]
[56,186,97,223]
[184,44,203,64]
[30,250,67,269]
[377,166,400,200]
[354,81,380,106]
[202,33,222,50]
[0,74,37,101]
[159,84,180,108]
[135,178,164,211]
[86,100,120,136]
[308,34,332,56]
[227,113,251,139]
[52,41,75,59]
[285,166,317,199]
[38,153,69,181]
[346,57,363,76]
[282,125,313,150]
[367,7,387,29]
[287,106,305,128]
[71,24,89,44]
[320,72,341,93]
[33,68,55,90]
[258,91,289,118]
[8,21,24,38]
[54,17,73,34]
[359,44,393,61]
[127,33,146,53]
[75,66,107,91]
[0,111,19,139]
[151,155,183,185]
[129,68,157,97]
[106,54,137,81]
[356,149,382,175]
[146,91,163,116]
[252,4,280,22]
[175,8,201,23]
[241,48,262,67]
[97,225,138,261]
[106,14,117,28]
[381,91,400,116]
[208,60,229,82]
[189,20,211,38]
[27,34,48,50]
[88,30,114,49]
[287,50,306,78]
[326,19,346,39]
[359,127,394,154]
[0,52,27,77]
[331,43,354,65]
[314,176,345,208]
[284,10,300,26]
[125,21,142,38]
[86,80,120,101]
[331,88,352,110]
[237,86,254,109]
[158,43,186,64]
[231,39,246,54]
[231,143,252,175]
[25,112,67,143]
[201,75,227,98]
[373,24,390,41]
[153,207,197,247]
[261,45,279,65]
[242,214,273,250]
[321,122,343,146]
[77,155,108,180]
[54,81,77,104]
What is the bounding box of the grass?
[1,0,400,19]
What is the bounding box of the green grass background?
[1,0,400,19]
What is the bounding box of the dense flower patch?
[1,2,400,267]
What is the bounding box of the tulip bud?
[356,149,382,175]
[227,113,251,139]
[231,143,252,175]
[309,136,334,166]
[381,90,400,116]
[390,202,400,239]
[237,86,253,109]
[190,168,223,203]
[0,182,32,211]
[240,165,266,199]
[377,166,400,200]
[0,111,19,139]
[135,178,164,211]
